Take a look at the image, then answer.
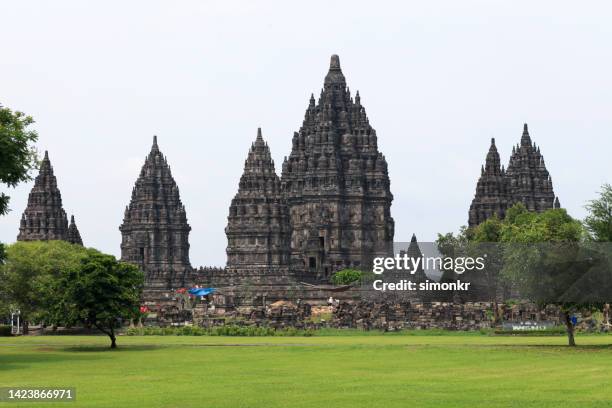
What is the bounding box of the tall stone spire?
[120,136,192,292]
[281,55,394,280]
[66,215,83,246]
[506,123,557,212]
[468,124,560,226]
[468,138,510,227]
[406,234,427,283]
[17,151,70,241]
[226,128,290,275]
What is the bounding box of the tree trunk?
[109,327,117,349]
[563,312,576,347]
[93,322,118,349]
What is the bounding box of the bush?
[331,269,364,285]
[0,325,12,336]
[125,325,314,337]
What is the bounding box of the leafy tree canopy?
[1,241,144,347]
[584,183,612,242]
[44,251,144,348]
[1,241,88,326]
[0,104,39,215]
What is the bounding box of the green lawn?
[1,334,612,407]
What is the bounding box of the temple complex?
[17,151,82,245]
[14,56,568,305]
[468,124,560,227]
[119,136,192,293]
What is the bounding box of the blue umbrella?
[188,287,216,297]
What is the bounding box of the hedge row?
[125,325,315,337]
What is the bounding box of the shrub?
[331,269,363,285]
[124,325,313,337]
[0,325,12,336]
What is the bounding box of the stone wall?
[331,301,564,331]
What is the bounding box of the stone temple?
[224,128,291,285]
[119,136,192,293]
[17,151,83,245]
[468,124,560,227]
[116,55,395,297]
[280,55,395,280]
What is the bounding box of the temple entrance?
[309,257,316,270]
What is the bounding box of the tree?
[1,241,88,333]
[497,206,593,346]
[0,104,39,216]
[444,204,609,346]
[46,251,144,348]
[584,183,612,242]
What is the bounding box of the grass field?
[1,333,612,407]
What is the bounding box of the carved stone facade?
[469,124,560,227]
[280,55,395,280]
[119,136,192,291]
[17,151,82,245]
[225,128,291,277]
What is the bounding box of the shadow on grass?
[0,352,105,372]
[482,343,612,351]
[61,344,163,352]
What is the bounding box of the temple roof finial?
[329,54,341,71]
[256,127,263,141]
[520,123,532,146]
[44,150,49,160]
[411,233,417,243]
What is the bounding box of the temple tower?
[406,234,427,284]
[17,151,70,242]
[468,138,510,227]
[280,55,394,280]
[66,215,83,246]
[506,124,559,212]
[226,128,290,272]
[119,136,192,291]
[468,124,561,227]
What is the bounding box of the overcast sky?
[1,0,610,266]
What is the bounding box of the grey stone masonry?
[225,128,291,276]
[280,55,395,280]
[66,215,83,246]
[120,136,192,291]
[17,151,71,242]
[469,124,560,227]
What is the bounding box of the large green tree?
[441,204,610,346]
[0,104,39,216]
[45,251,144,348]
[584,183,612,242]
[1,241,88,332]
[497,206,588,346]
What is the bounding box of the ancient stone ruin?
[119,136,192,296]
[14,56,571,327]
[468,124,561,226]
[17,151,83,245]
[280,54,395,280]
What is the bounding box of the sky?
[1,0,610,267]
